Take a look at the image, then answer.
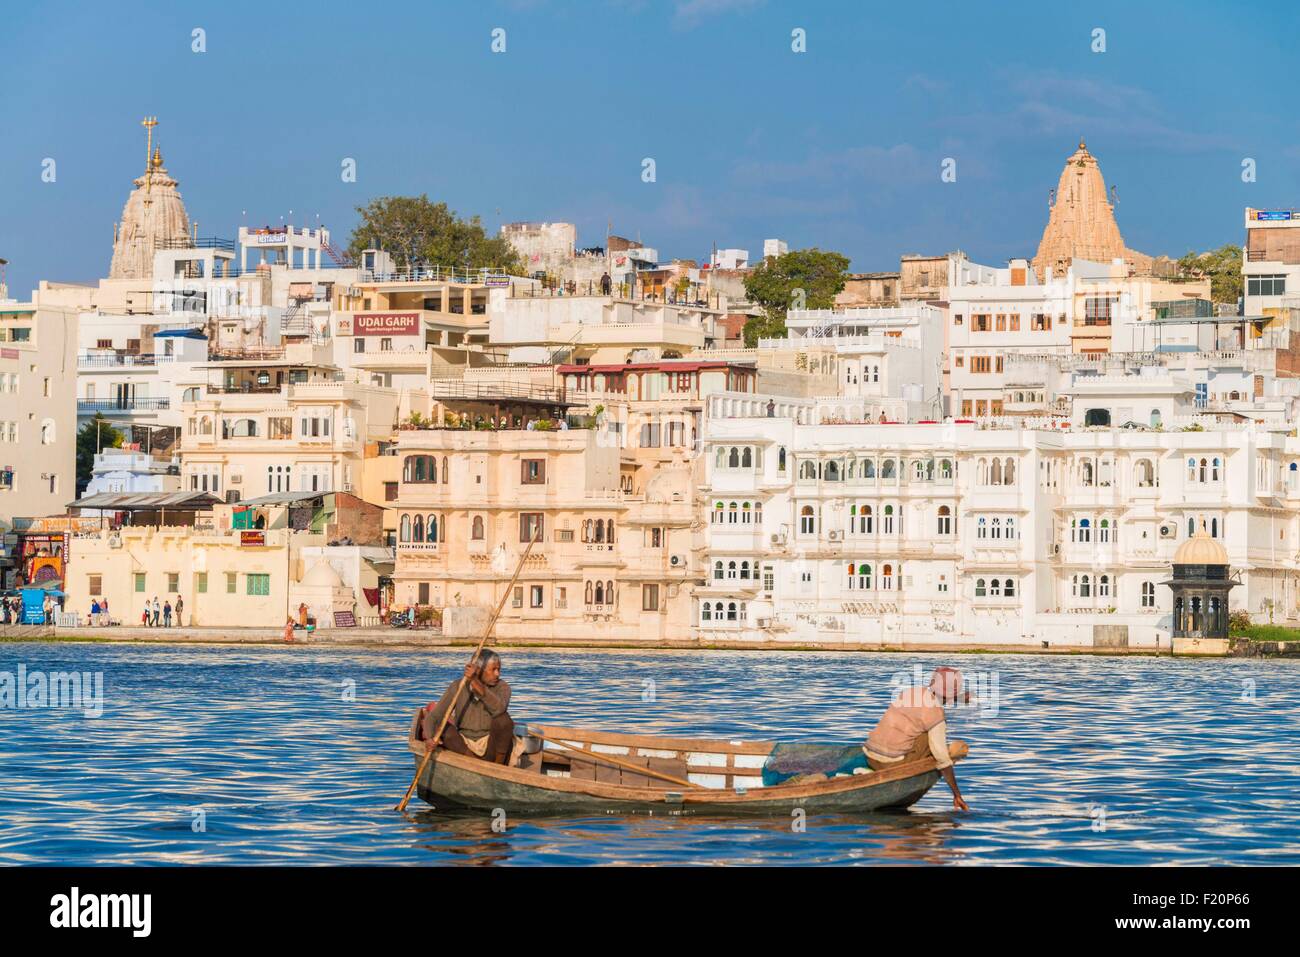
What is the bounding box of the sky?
[1,0,1298,297]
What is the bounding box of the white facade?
[699,394,1300,648]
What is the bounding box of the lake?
[1,642,1297,865]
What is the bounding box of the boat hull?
[408,725,961,815]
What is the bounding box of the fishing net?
[761,743,870,786]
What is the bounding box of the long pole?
[394,526,541,812]
[527,731,693,789]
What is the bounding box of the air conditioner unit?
[669,554,686,567]
[107,533,122,549]
[756,617,772,628]
[828,530,842,542]
[342,482,354,493]
[230,474,242,485]
[770,533,786,545]
[1159,524,1177,539]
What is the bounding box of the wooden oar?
[395,528,540,812]
[528,730,694,789]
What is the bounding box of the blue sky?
[2,0,1298,296]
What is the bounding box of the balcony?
[78,398,170,413]
[78,354,172,369]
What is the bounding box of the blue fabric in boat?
[761,743,869,786]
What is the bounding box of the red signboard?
[353,312,420,336]
[240,531,266,547]
[0,348,18,360]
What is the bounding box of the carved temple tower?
[1031,139,1154,280]
[108,117,191,280]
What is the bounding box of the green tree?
[76,414,125,494]
[347,195,524,274]
[742,248,851,346]
[1177,244,1242,305]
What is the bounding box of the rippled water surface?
[1,642,1298,865]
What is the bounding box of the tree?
[76,414,125,494]
[742,248,851,346]
[347,195,524,274]
[1177,244,1242,306]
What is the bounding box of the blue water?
[1,642,1297,865]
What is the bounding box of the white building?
[1243,207,1300,318]
[698,393,1300,649]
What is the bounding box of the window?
[642,584,660,611]
[384,482,398,502]
[799,505,816,534]
[1004,578,1016,598]
[1247,274,1287,297]
[975,578,986,597]
[520,512,544,543]
[88,574,103,594]
[167,572,179,592]
[521,459,546,484]
[196,572,208,594]
[530,585,544,609]
[512,587,523,609]
[1084,296,1116,325]
[226,572,237,594]
[403,455,437,483]
[1141,581,1155,608]
[134,573,146,593]
[471,515,485,540]
[246,574,270,596]
[970,356,992,374]
[354,337,366,353]
[937,505,952,535]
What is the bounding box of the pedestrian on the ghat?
[151,597,161,627]
[163,600,172,627]
[142,600,150,626]
[175,595,183,627]
[283,616,296,644]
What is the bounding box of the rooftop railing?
[358,265,510,285]
[78,398,170,412]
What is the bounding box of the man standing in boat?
[422,652,515,765]
[864,666,970,812]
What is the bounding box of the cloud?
[671,0,763,29]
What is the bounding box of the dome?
[301,560,345,589]
[1174,525,1229,566]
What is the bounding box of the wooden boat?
[407,719,968,815]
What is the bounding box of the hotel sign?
[1252,210,1294,221]
[240,531,266,547]
[0,348,18,360]
[353,312,420,336]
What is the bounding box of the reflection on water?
[1,643,1298,865]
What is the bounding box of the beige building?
[64,492,386,627]
[0,300,79,532]
[390,421,697,642]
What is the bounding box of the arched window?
[1141,581,1155,608]
[727,561,737,580]
[825,460,841,482]
[728,447,740,468]
[1006,516,1017,539]
[978,517,988,539]
[937,505,952,535]
[1136,459,1154,488]
[702,602,712,622]
[1150,408,1162,428]
[400,514,411,542]
[442,457,448,483]
[778,447,787,472]
[471,516,484,540]
[939,459,953,480]
[1199,458,1208,483]
[594,581,605,604]
[585,581,594,604]
[199,416,213,435]
[1187,457,1197,482]
[881,459,896,480]
[1078,518,1092,543]
[715,448,726,468]
[1099,575,1110,598]
[403,455,437,483]
[428,514,439,543]
[800,505,816,534]
[412,514,424,542]
[714,560,724,581]
[1004,578,1016,598]
[1211,517,1219,538]
[727,602,738,621]
[1080,575,1092,598]
[712,502,723,524]
[883,504,895,534]
[741,447,753,468]
[991,458,1003,486]
[881,564,894,591]
[225,418,258,439]
[990,579,1002,597]
[1188,516,1196,538]
[1211,458,1220,482]
[1003,458,1015,485]
[1099,519,1110,543]
[606,519,615,543]
[728,502,738,524]
[1081,461,1094,486]
[182,387,201,402]
[864,459,876,479]
[741,502,752,524]
[976,578,986,597]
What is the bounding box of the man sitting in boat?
[422,652,515,765]
[864,666,970,811]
